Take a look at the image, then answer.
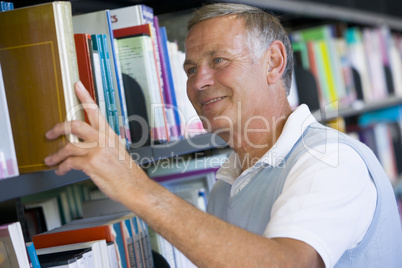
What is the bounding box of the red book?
[74,33,97,123]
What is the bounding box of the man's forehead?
[185,15,246,47]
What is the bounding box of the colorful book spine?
[101,34,121,137]
[114,24,169,143]
[159,25,182,139]
[111,4,170,143]
[91,34,115,132]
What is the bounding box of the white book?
[115,33,167,142]
[0,222,30,268]
[36,240,111,268]
[362,28,388,100]
[0,63,18,179]
[24,197,62,231]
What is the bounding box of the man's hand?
[44,81,142,202]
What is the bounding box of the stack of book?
[0,1,206,176]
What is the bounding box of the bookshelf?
[2,0,402,235]
[0,133,226,203]
[0,1,401,267]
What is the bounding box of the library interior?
[0,0,402,267]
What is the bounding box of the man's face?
[184,15,274,137]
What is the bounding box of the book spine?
[112,223,128,268]
[26,242,41,268]
[101,34,120,137]
[160,27,182,138]
[131,217,145,268]
[106,10,130,147]
[154,18,180,140]
[54,2,84,143]
[113,38,132,146]
[139,8,170,142]
[32,226,114,249]
[92,34,115,132]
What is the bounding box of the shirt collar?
[216,104,317,185]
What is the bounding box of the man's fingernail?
[76,81,85,92]
[44,156,51,165]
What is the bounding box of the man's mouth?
[203,96,226,106]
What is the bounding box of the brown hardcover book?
[0,2,84,173]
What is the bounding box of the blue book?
[26,242,41,268]
[91,34,115,132]
[0,2,6,11]
[101,34,120,137]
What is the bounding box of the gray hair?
[187,3,294,95]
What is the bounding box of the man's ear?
[266,40,287,85]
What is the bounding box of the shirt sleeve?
[263,143,377,268]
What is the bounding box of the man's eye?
[213,58,223,64]
[187,67,196,75]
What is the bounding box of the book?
[107,241,119,268]
[0,222,30,267]
[377,26,402,96]
[81,198,154,267]
[33,212,136,268]
[114,24,169,144]
[0,1,13,12]
[111,4,170,143]
[0,63,18,179]
[157,24,182,139]
[149,228,176,268]
[24,206,48,241]
[24,197,63,232]
[166,41,205,137]
[37,247,86,268]
[26,242,41,268]
[362,28,388,100]
[291,25,343,109]
[74,33,97,124]
[36,240,110,268]
[73,9,129,146]
[90,40,108,120]
[0,2,85,173]
[89,33,120,139]
[102,34,121,139]
[91,34,116,134]
[345,27,373,102]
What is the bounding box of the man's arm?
[44,81,324,268]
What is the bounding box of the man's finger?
[53,155,88,176]
[45,120,99,143]
[44,142,89,168]
[75,81,104,130]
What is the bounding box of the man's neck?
[230,102,292,171]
